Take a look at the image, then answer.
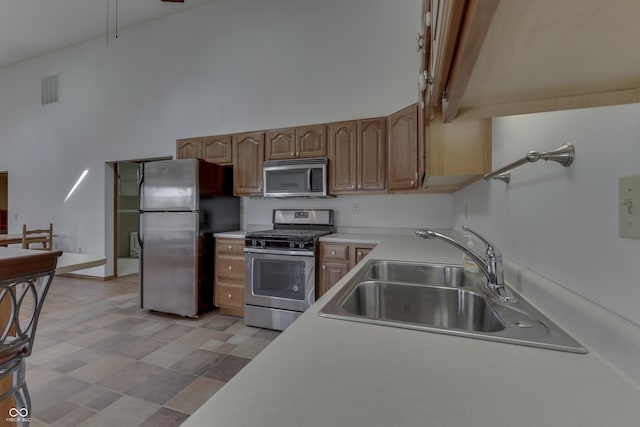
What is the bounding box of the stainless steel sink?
[364,261,467,287]
[319,260,586,354]
[341,281,504,332]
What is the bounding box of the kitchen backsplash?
[241,193,454,230]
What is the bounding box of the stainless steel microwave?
[263,157,328,198]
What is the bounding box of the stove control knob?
[289,242,295,248]
[260,240,266,246]
[251,240,257,246]
[298,243,304,249]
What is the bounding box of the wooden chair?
[21,223,53,251]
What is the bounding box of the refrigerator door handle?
[138,167,145,208]
[138,169,144,248]
[138,213,143,248]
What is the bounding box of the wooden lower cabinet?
[317,241,377,298]
[318,260,350,298]
[214,238,245,316]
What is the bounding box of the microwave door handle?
[307,168,312,192]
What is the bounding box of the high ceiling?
[0,0,218,69]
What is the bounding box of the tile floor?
[25,274,280,426]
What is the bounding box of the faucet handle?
[461,226,500,256]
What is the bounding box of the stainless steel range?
[244,209,335,330]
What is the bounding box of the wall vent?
[41,74,59,105]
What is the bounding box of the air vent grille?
[41,74,59,105]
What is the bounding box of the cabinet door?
[319,261,350,298]
[388,104,419,190]
[176,137,203,159]
[296,125,327,158]
[358,118,386,191]
[203,135,233,164]
[350,243,377,269]
[328,121,357,193]
[266,128,296,161]
[233,132,265,196]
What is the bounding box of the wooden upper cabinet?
[203,135,232,164]
[233,132,264,196]
[328,121,357,193]
[176,137,203,159]
[296,125,326,158]
[265,125,327,160]
[423,108,491,192]
[357,118,386,192]
[424,0,639,121]
[388,104,420,191]
[328,119,386,194]
[266,128,296,161]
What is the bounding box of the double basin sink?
[319,260,586,353]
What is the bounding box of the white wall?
[242,194,453,230]
[0,0,423,275]
[453,103,640,326]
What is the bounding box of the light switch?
[619,174,640,239]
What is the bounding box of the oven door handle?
[244,248,315,257]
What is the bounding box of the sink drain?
[513,320,534,328]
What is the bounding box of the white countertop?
[185,233,640,427]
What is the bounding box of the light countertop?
[183,233,640,426]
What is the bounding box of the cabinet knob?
[357,184,361,189]
[357,251,362,257]
[295,152,300,156]
[322,265,326,270]
[228,265,233,271]
[410,180,415,185]
[228,245,233,250]
[228,293,233,299]
[290,152,294,156]
[351,185,355,189]
[331,250,336,255]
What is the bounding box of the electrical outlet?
[619,174,640,239]
[352,203,360,215]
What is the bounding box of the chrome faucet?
[415,226,514,302]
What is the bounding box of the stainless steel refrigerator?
[138,158,239,317]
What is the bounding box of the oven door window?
[252,258,307,300]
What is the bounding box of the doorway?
[115,162,140,276]
[0,172,7,234]
[110,157,171,278]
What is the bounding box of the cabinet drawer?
[320,243,350,260]
[216,256,245,281]
[216,283,244,309]
[216,238,245,256]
